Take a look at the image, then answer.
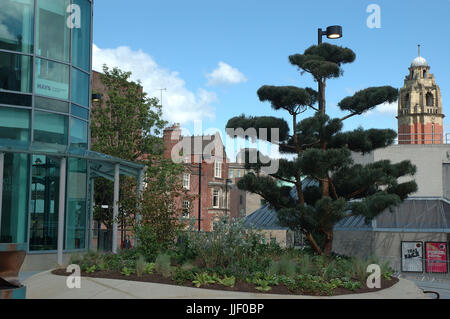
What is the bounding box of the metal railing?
[394,133,450,145]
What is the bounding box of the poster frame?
[401,241,424,273]
[424,241,448,274]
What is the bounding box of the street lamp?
[92,93,103,103]
[317,25,342,44]
[225,178,232,215]
[317,25,343,113]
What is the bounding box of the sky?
[91,0,450,160]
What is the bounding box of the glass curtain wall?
[0,0,92,252]
[29,155,60,251]
[66,158,87,249]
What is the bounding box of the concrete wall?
[332,230,375,259]
[352,144,450,198]
[260,229,293,248]
[21,252,80,271]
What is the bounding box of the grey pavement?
[23,270,430,299]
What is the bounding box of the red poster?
[425,242,448,273]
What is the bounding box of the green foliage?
[192,272,217,288]
[121,267,134,276]
[85,265,97,273]
[225,114,290,142]
[144,262,156,274]
[155,253,172,278]
[136,255,146,277]
[178,217,269,275]
[134,224,166,262]
[268,255,297,277]
[216,275,236,288]
[257,85,317,114]
[338,86,398,115]
[172,268,196,285]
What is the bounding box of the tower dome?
[411,56,428,67]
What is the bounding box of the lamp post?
[225,178,231,215]
[317,25,343,113]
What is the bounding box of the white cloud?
[206,61,247,86]
[92,44,216,124]
[363,101,398,116]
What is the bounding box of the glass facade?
[0,0,92,252]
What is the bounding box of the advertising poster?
[401,241,423,272]
[425,242,448,273]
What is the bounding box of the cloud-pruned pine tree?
[225,43,417,255]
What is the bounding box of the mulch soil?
[51,268,399,296]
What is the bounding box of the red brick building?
[163,124,231,231]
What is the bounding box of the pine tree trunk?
[306,232,322,255]
[322,229,334,256]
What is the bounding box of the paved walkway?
[23,270,429,299]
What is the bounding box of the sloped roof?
[244,204,288,230]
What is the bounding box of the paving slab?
[23,270,429,299]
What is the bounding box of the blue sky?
[92,0,450,158]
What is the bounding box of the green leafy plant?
[121,267,134,276]
[85,265,97,273]
[144,262,156,274]
[192,272,217,288]
[254,279,272,292]
[216,275,236,288]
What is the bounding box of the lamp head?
[326,25,342,39]
[92,93,103,103]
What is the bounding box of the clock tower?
[397,46,444,144]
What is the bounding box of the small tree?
[91,65,187,247]
[226,43,417,255]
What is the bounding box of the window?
[70,117,88,149]
[214,161,222,178]
[36,0,70,62]
[35,58,69,100]
[33,111,68,149]
[71,68,90,107]
[0,51,32,93]
[237,170,241,178]
[0,0,34,53]
[182,201,190,218]
[426,92,434,106]
[182,173,190,190]
[0,153,29,243]
[423,70,427,78]
[72,0,91,71]
[0,92,31,107]
[35,96,69,113]
[66,158,87,249]
[229,170,233,178]
[29,155,61,251]
[71,104,89,120]
[212,189,219,208]
[0,106,30,149]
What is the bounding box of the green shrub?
[155,253,172,278]
[85,265,97,273]
[134,224,166,262]
[172,267,196,285]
